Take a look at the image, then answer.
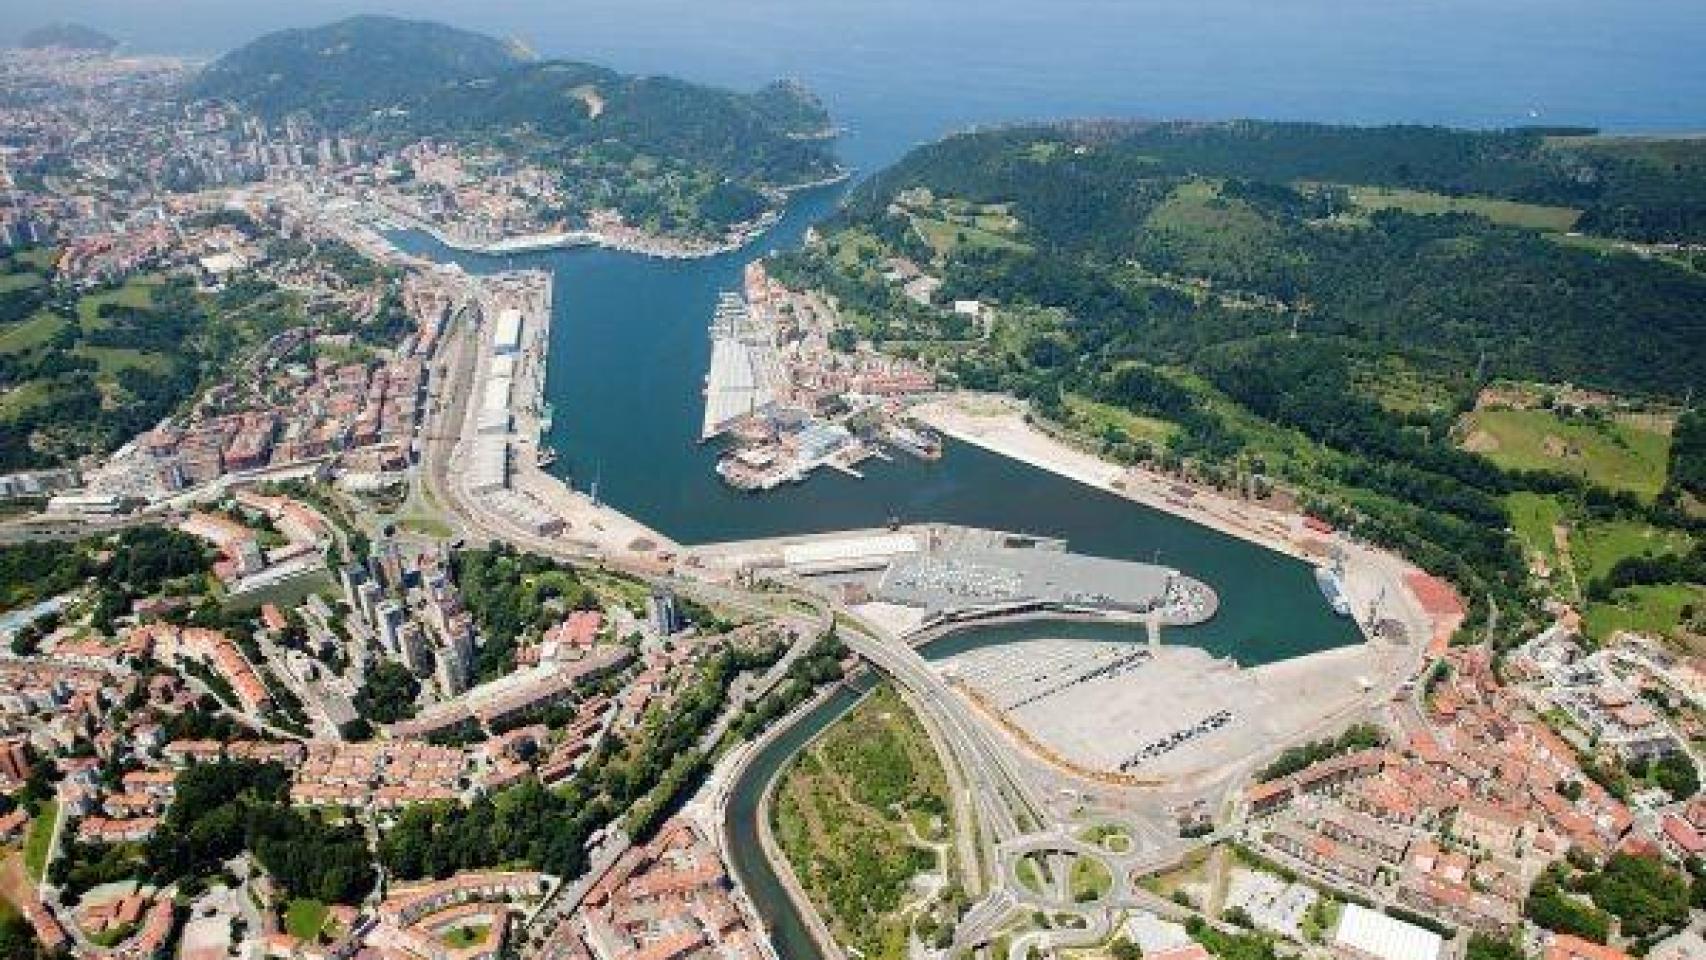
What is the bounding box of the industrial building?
[487,489,565,536]
[877,543,1214,623]
[780,532,922,575]
[467,437,509,494]
[492,308,524,356]
[478,376,513,436]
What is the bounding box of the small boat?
[536,446,558,468]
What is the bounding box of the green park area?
[440,924,491,949]
[771,683,954,960]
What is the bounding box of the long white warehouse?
[493,309,524,356]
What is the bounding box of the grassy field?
[1070,856,1113,902]
[1460,407,1672,499]
[913,215,1031,258]
[896,192,1032,260]
[0,311,69,356]
[1063,393,1180,450]
[75,344,171,375]
[23,801,57,883]
[11,248,56,272]
[771,683,952,960]
[1506,491,1568,572]
[1576,520,1694,586]
[1145,180,1280,278]
[0,272,43,294]
[825,226,888,275]
[1351,355,1466,416]
[76,276,161,328]
[1583,583,1704,644]
[286,898,329,940]
[0,273,176,451]
[1504,492,1695,636]
[1341,184,1581,232]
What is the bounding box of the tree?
[353,662,420,724]
[1586,853,1690,939]
[1652,753,1699,800]
[1525,865,1611,943]
[1466,934,1530,960]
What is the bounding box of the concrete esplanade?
[877,544,1218,627]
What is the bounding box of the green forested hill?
[409,62,838,188]
[829,122,1706,396]
[777,120,1706,647]
[18,23,118,52]
[190,15,526,124]
[855,121,1706,243]
[191,16,839,192]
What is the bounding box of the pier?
[702,291,785,440]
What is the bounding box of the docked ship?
[536,445,559,468]
[882,423,943,460]
[1315,566,1352,617]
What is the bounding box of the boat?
[1315,566,1352,617]
[536,445,558,468]
[539,400,554,434]
[882,423,943,460]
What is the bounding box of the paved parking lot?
[940,638,1385,781]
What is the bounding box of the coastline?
[909,393,1318,562]
[381,167,849,262]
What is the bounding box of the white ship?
[1315,566,1352,617]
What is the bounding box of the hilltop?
[189,15,528,125]
[825,121,1706,394]
[18,23,118,52]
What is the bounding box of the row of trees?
[1256,722,1386,783]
